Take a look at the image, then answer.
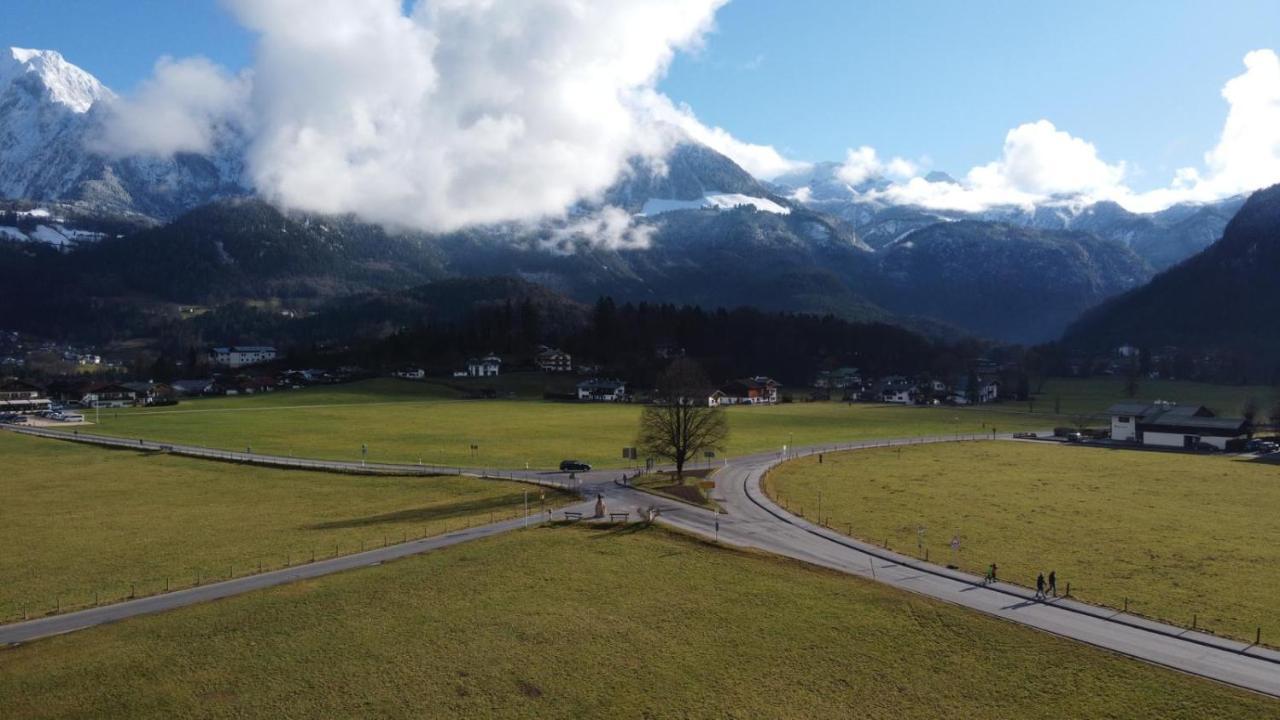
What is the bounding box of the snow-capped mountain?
[0,47,247,219]
[771,164,1243,269]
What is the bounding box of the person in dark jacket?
[1048,570,1057,597]
[1035,572,1046,600]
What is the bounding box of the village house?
[814,367,862,389]
[80,383,138,408]
[713,377,781,406]
[1107,401,1250,450]
[466,353,502,377]
[121,381,177,407]
[535,347,573,373]
[576,378,628,402]
[391,367,426,380]
[0,379,51,413]
[875,376,916,404]
[949,377,1001,405]
[208,346,278,369]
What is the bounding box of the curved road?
[5,427,1280,697]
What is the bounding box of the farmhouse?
[714,377,781,405]
[208,346,278,369]
[876,376,916,404]
[0,379,51,413]
[1107,401,1250,450]
[576,378,627,402]
[950,377,1001,405]
[121,381,177,406]
[535,347,573,373]
[81,383,138,408]
[466,354,502,377]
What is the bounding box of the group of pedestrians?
[982,563,1059,601]
[1035,570,1058,600]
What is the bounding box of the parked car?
[1065,432,1084,443]
[1,414,28,424]
[559,460,592,472]
[57,412,85,422]
[1193,441,1219,452]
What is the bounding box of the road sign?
[704,451,715,459]
[949,536,961,551]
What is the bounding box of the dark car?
[559,460,591,472]
[1065,432,1084,443]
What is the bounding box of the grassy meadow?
[2,524,1275,719]
[0,432,572,621]
[1033,377,1275,419]
[764,440,1280,642]
[87,377,1059,469]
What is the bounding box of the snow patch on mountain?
[640,192,790,217]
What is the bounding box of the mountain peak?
[3,46,111,113]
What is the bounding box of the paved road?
[595,437,1280,698]
[7,426,1280,697]
[0,498,596,646]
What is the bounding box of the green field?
[88,378,1062,470]
[2,525,1274,719]
[1032,377,1276,419]
[0,432,572,620]
[764,440,1280,641]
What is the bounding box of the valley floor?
[764,440,1280,643]
[2,524,1275,719]
[0,432,572,621]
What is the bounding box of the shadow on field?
[304,493,533,530]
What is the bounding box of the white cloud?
[634,91,808,179]
[94,57,251,157]
[542,206,655,253]
[871,120,1127,212]
[835,145,916,186]
[856,50,1280,214]
[96,0,802,235]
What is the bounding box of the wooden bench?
[609,512,630,522]
[563,511,583,521]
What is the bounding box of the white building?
[1106,402,1249,450]
[392,368,425,380]
[577,378,627,402]
[466,354,502,377]
[209,346,277,369]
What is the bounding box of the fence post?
[1258,627,1263,646]
[1124,597,1129,613]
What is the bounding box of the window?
[1118,416,1131,423]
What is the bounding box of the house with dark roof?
[1107,401,1249,450]
[0,379,50,413]
[535,347,572,373]
[714,377,781,405]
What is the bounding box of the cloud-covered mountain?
[0,45,1242,347]
[0,47,247,218]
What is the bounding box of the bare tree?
[1243,396,1261,438]
[637,359,729,483]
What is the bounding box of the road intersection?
[5,426,1280,698]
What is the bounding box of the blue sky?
[3,0,1277,192]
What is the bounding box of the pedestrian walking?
[1048,570,1057,597]
[985,563,998,585]
[1035,572,1046,600]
